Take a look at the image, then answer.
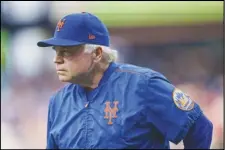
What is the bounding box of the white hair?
[84,44,118,63]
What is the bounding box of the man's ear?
[93,47,103,62]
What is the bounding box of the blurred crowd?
[1,1,223,149]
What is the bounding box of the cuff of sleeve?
[172,104,203,144]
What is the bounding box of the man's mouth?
[56,68,66,71]
[56,69,67,74]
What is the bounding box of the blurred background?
[1,1,223,149]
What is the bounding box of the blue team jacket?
[47,62,203,149]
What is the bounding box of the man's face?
[53,45,93,83]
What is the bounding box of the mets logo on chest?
[104,101,119,125]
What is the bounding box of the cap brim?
[37,38,85,47]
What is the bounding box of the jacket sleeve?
[183,113,213,149]
[144,74,204,144]
[46,95,58,149]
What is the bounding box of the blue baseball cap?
[37,12,110,47]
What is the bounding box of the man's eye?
[63,51,71,56]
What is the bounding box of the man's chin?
[58,76,71,83]
[59,79,69,83]
[58,73,91,84]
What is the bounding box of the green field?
[1,29,8,70]
[85,1,223,27]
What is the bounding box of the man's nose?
[53,55,64,64]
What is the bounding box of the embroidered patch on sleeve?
[172,88,195,111]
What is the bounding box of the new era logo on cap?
[88,34,96,40]
[37,12,110,47]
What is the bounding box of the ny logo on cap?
[57,19,66,32]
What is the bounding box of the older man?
[37,12,213,149]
